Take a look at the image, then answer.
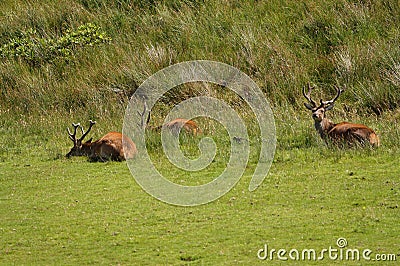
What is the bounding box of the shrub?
[0,23,112,66]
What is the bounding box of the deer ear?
[304,103,314,110]
[85,138,93,144]
[325,103,335,111]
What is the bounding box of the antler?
[321,85,345,106]
[137,102,150,129]
[303,82,317,109]
[67,123,81,142]
[78,120,96,141]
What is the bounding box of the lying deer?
[138,103,201,135]
[66,120,137,161]
[303,83,380,147]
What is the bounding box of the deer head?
[66,120,96,157]
[303,83,344,122]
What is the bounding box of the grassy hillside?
[0,0,399,154]
[1,0,399,113]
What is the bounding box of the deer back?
[164,118,201,135]
[83,132,137,161]
[328,122,380,146]
[138,103,201,135]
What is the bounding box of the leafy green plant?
[0,23,111,65]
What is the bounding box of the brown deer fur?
[138,103,201,135]
[162,118,201,135]
[66,121,137,161]
[303,83,380,147]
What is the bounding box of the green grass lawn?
[1,144,398,265]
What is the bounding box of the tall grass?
[0,0,399,153]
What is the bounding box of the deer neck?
[314,118,335,139]
[81,142,94,156]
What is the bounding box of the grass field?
[1,0,399,265]
[1,140,399,264]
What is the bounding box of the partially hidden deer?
[303,83,380,147]
[66,120,137,161]
[138,103,201,135]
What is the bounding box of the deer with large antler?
[303,83,380,147]
[138,103,201,135]
[66,120,137,161]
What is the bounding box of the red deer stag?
[303,83,380,147]
[138,103,201,135]
[66,120,137,161]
